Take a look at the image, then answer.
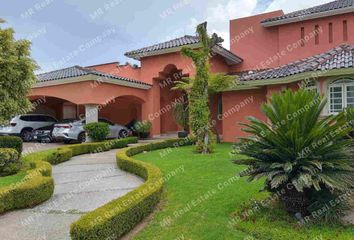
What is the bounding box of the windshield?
[58,119,78,124]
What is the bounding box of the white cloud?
[265,0,333,13]
[206,0,258,23]
[188,0,257,49]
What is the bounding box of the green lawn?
[0,171,27,187]
[133,143,264,239]
[133,143,354,240]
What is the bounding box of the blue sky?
[0,0,330,73]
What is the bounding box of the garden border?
[70,137,195,240]
[0,137,138,214]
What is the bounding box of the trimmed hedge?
[0,136,23,154]
[0,137,138,214]
[0,160,53,213]
[48,148,73,165]
[0,148,21,176]
[70,137,195,240]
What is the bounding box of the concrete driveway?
[0,149,144,240]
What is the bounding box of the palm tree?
[234,89,354,214]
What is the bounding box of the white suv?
[0,114,57,142]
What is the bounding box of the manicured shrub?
[48,148,73,165]
[0,170,54,213]
[107,137,138,149]
[0,136,23,154]
[134,120,152,139]
[60,137,138,156]
[70,137,195,240]
[84,122,110,142]
[0,158,54,214]
[0,148,21,176]
[234,89,354,215]
[65,144,91,156]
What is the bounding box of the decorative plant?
[172,96,189,132]
[179,22,230,153]
[0,136,23,155]
[234,89,354,215]
[134,121,152,139]
[84,122,110,142]
[0,148,21,176]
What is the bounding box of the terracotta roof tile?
[125,35,243,64]
[36,66,151,86]
[262,0,354,25]
[241,44,354,81]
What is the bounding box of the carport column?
[85,104,99,142]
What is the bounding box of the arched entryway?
[154,64,188,134]
[28,96,79,120]
[99,95,144,125]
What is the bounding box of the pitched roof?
[262,0,354,27]
[241,44,354,81]
[36,65,151,86]
[125,35,243,64]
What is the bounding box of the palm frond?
[234,89,354,195]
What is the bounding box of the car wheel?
[20,129,33,142]
[78,132,86,143]
[43,138,52,143]
[118,129,128,139]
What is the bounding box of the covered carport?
[29,66,151,124]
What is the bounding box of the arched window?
[329,78,354,113]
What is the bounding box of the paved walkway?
[0,149,144,240]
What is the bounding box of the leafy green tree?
[0,19,37,124]
[180,22,229,153]
[234,89,354,214]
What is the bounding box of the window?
[99,118,114,126]
[343,20,348,41]
[300,27,305,47]
[315,25,320,45]
[20,115,31,122]
[32,115,46,122]
[329,79,354,113]
[328,23,333,43]
[44,116,57,122]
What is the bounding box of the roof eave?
[34,74,152,90]
[262,7,354,27]
[125,43,201,60]
[125,43,243,65]
[227,68,354,91]
[211,45,243,65]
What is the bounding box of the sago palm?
[234,89,354,211]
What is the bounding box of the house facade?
[30,0,354,142]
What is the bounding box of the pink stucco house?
[30,0,354,142]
